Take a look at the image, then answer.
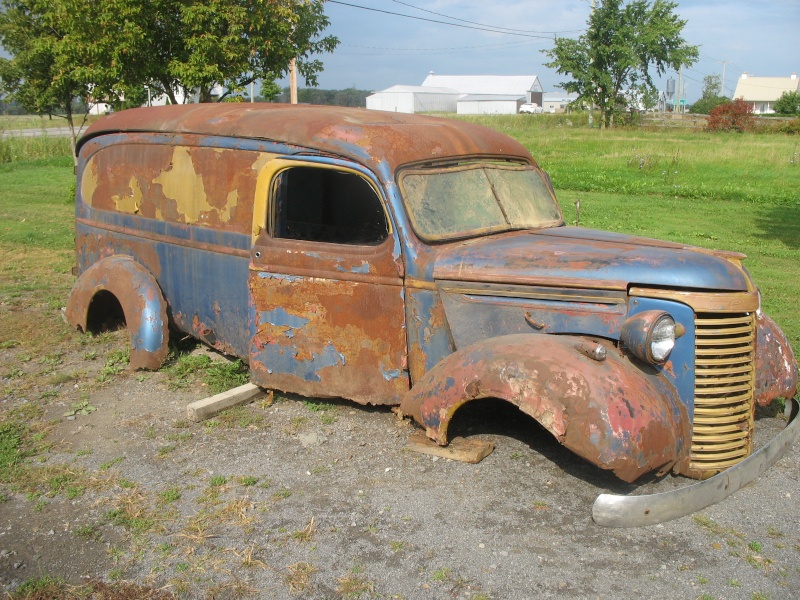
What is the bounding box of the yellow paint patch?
[152,147,235,224]
[80,159,99,206]
[226,189,239,210]
[112,176,142,214]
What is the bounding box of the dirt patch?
[1,337,799,599]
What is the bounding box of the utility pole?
[287,21,298,105]
[719,60,730,97]
[678,65,683,113]
[290,58,298,104]
[587,0,596,128]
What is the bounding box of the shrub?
[706,98,756,132]
[774,90,800,116]
[761,117,800,135]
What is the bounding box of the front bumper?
[592,397,799,527]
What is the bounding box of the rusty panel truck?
[66,104,798,526]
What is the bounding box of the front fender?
[400,334,690,483]
[755,312,798,406]
[65,255,170,370]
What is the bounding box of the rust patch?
[80,139,272,235]
[755,312,798,406]
[250,276,407,403]
[75,231,162,279]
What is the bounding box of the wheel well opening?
[446,397,580,469]
[85,290,126,334]
[446,397,635,487]
[447,397,552,444]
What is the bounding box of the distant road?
[1,126,74,138]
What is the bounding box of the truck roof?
[78,104,534,176]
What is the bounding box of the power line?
[327,1,564,39]
[341,39,543,53]
[336,41,546,56]
[699,51,723,63]
[388,0,583,35]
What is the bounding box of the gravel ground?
[1,346,798,599]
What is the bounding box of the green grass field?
[0,150,76,354]
[0,120,798,353]
[0,114,97,131]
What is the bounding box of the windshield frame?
[397,159,564,243]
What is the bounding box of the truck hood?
[432,227,750,291]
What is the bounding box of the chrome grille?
[689,312,756,478]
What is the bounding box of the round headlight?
[620,310,677,365]
[649,315,676,362]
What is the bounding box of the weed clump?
[163,352,248,393]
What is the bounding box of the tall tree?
[92,0,339,105]
[701,75,722,99]
[0,0,338,127]
[0,0,99,160]
[543,0,698,127]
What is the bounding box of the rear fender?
[65,255,169,370]
[400,333,690,483]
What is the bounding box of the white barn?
[456,95,524,115]
[423,74,543,113]
[365,85,460,114]
[366,75,545,115]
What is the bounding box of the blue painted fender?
[400,333,691,483]
[65,255,170,370]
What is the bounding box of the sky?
[283,0,800,102]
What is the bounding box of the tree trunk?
[159,79,179,105]
[64,104,78,170]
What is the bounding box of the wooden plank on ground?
[406,431,494,464]
[186,383,264,422]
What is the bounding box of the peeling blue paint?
[352,261,370,274]
[407,288,454,373]
[381,366,402,381]
[257,272,303,283]
[128,272,166,354]
[260,307,310,330]
[335,260,371,274]
[252,342,345,382]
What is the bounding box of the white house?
[732,73,799,114]
[365,85,460,114]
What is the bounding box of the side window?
[272,167,388,245]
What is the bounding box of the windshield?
[399,162,563,241]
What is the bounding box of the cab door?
[248,159,409,404]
